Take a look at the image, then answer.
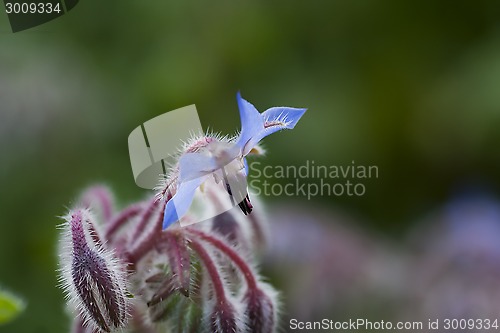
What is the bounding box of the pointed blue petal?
[243,106,306,155]
[162,176,206,229]
[261,106,307,131]
[235,92,264,152]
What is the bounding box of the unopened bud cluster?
[58,93,306,332]
[58,183,277,333]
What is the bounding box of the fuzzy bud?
[59,209,128,332]
[242,282,279,333]
[208,300,243,333]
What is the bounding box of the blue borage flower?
[161,92,306,230]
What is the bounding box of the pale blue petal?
[243,157,249,176]
[178,153,219,182]
[235,92,264,152]
[243,106,306,155]
[162,176,206,229]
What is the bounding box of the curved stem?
[189,238,227,302]
[130,198,159,243]
[105,203,143,241]
[127,200,165,265]
[187,228,257,290]
[160,231,190,296]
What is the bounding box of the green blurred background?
[1,1,500,332]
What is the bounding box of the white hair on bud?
[57,208,129,332]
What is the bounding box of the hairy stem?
[130,198,159,243]
[127,200,165,266]
[187,228,257,290]
[189,238,227,303]
[105,203,143,241]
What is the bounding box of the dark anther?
[238,194,253,215]
[225,181,252,215]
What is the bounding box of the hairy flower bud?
[58,209,128,332]
[242,282,279,333]
[208,299,244,333]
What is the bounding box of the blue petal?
[162,176,206,229]
[178,153,219,182]
[262,107,307,130]
[243,106,306,155]
[235,92,264,152]
[243,157,249,176]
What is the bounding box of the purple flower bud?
[242,282,279,333]
[208,300,243,333]
[59,209,128,332]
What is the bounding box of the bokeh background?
[2,1,500,332]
